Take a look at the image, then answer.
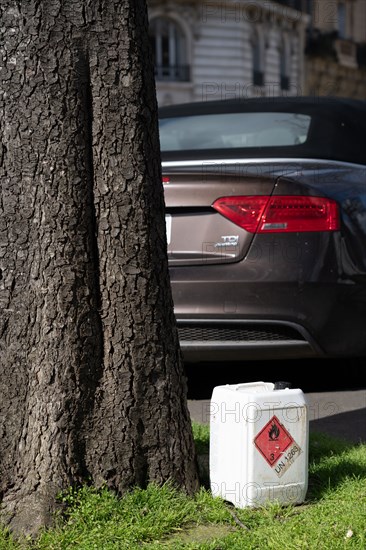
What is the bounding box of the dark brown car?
[159,96,366,362]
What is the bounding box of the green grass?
[1,424,365,549]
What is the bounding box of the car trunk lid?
[163,170,276,266]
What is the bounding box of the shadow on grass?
[306,431,366,501]
[308,431,355,460]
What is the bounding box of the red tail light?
[212,196,340,233]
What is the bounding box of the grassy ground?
[0,423,365,549]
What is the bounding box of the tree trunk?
[0,0,199,536]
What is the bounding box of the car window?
[159,112,311,151]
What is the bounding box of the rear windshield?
[159,112,311,152]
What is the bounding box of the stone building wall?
[305,57,366,99]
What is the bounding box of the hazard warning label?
[254,415,294,468]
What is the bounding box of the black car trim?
[176,319,324,358]
[179,342,318,361]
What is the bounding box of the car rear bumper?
[169,227,366,361]
[171,274,366,360]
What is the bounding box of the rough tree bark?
[0,0,199,536]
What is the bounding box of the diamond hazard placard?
[254,415,294,467]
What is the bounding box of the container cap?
[274,381,291,390]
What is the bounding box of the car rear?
[159,97,366,361]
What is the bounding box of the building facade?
[147,0,366,105]
[148,0,309,105]
[304,0,366,99]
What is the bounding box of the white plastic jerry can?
[209,381,309,508]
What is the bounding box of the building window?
[337,2,346,39]
[251,29,264,86]
[149,17,189,81]
[280,38,291,91]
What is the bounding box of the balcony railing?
[154,65,190,82]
